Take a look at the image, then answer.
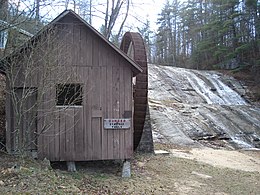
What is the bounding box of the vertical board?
[85,29,93,66]
[112,58,120,159]
[59,110,66,161]
[53,110,60,161]
[119,63,126,159]
[42,88,51,160]
[37,92,44,159]
[86,67,93,160]
[91,117,101,160]
[124,67,133,158]
[67,23,73,66]
[92,37,99,66]
[73,24,80,65]
[25,89,37,151]
[17,89,23,151]
[83,67,90,159]
[106,65,114,159]
[57,24,68,66]
[65,109,75,160]
[79,25,86,66]
[74,108,84,160]
[73,66,85,161]
[91,67,102,160]
[101,66,108,159]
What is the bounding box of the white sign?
[104,119,131,129]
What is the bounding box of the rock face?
[149,64,260,149]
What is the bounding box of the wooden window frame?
[56,83,83,107]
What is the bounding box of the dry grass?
[0,145,260,194]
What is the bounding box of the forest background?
[0,0,259,82]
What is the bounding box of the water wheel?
[120,32,148,150]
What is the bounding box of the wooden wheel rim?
[120,32,148,150]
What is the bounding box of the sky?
[10,0,172,32]
[46,0,167,32]
[70,0,166,32]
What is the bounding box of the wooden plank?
[91,117,101,160]
[43,89,52,160]
[54,110,60,161]
[25,89,37,152]
[74,108,84,160]
[134,89,148,97]
[92,110,102,117]
[65,109,75,161]
[83,67,89,159]
[45,58,59,161]
[101,66,108,159]
[65,23,73,66]
[112,64,120,159]
[68,23,74,66]
[86,67,93,160]
[23,88,33,151]
[73,24,80,66]
[92,37,99,66]
[124,67,133,158]
[106,65,114,159]
[91,66,102,160]
[135,82,148,89]
[31,92,38,151]
[57,24,68,66]
[98,40,108,67]
[119,63,125,159]
[37,91,44,159]
[59,110,66,161]
[17,89,23,153]
[79,26,86,66]
[85,29,93,66]
[39,90,49,159]
[73,66,85,160]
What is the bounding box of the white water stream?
[149,64,260,149]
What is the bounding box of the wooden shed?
[2,10,143,165]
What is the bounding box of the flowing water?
[149,64,260,149]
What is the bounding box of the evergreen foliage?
[154,0,260,79]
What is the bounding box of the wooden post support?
[122,160,131,178]
[67,161,77,172]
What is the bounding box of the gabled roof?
[1,10,143,75]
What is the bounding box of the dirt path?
[170,147,260,172]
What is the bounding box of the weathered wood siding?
[35,15,134,161]
[6,85,38,154]
[6,14,134,161]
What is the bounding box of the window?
[56,84,83,106]
[0,30,7,49]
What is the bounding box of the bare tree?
[103,0,131,40]
[0,0,8,21]
[3,25,86,156]
[62,0,92,23]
